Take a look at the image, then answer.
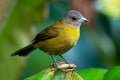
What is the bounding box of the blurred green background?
[0,0,120,80]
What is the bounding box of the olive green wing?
[33,23,64,43]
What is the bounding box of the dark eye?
[71,17,77,21]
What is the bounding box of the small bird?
[11,10,88,67]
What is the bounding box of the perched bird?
[11,10,88,67]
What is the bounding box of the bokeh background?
[0,0,120,80]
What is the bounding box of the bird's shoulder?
[33,21,65,43]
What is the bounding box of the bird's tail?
[11,44,35,56]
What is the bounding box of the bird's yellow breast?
[34,24,80,55]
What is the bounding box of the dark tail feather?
[11,44,35,56]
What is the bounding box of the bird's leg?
[59,55,71,68]
[51,55,58,68]
[59,55,69,64]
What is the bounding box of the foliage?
[25,67,83,80]
[77,66,120,80]
[0,0,49,80]
[103,66,120,80]
[77,68,106,80]
[24,66,120,80]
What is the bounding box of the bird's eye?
[71,17,77,21]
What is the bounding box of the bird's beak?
[78,17,88,23]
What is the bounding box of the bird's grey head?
[62,10,88,28]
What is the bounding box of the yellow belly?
[34,26,80,55]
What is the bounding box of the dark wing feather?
[33,23,64,43]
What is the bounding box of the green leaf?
[103,66,120,80]
[24,68,56,80]
[55,71,83,80]
[25,67,83,80]
[77,68,106,80]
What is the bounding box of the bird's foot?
[59,55,72,68]
[50,62,76,72]
[51,55,76,72]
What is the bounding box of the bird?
[11,10,88,68]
